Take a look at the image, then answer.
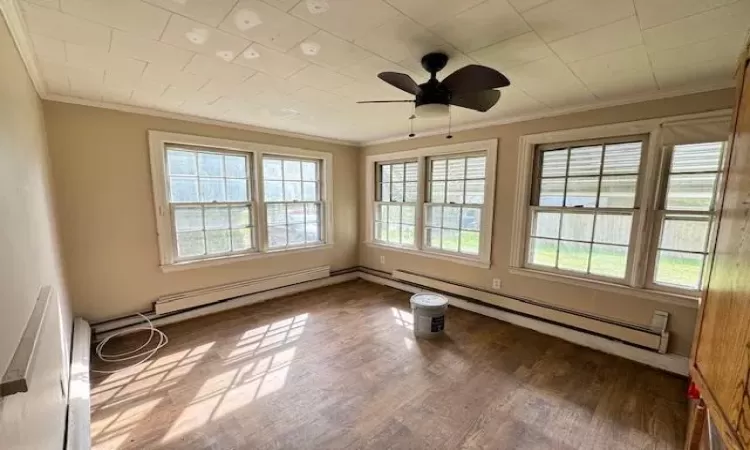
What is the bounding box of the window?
[527,139,643,280]
[149,131,332,270]
[366,140,497,267]
[650,142,725,290]
[374,161,418,246]
[513,114,731,299]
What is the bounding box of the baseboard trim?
[360,271,689,376]
[66,318,91,450]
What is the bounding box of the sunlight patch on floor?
[391,307,413,330]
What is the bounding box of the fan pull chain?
[446,107,453,139]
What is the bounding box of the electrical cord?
[92,313,169,374]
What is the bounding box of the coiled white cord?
[92,313,169,374]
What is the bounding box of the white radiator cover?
[154,266,331,315]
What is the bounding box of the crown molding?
[0,0,46,97]
[360,81,736,147]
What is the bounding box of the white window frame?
[509,110,732,307]
[364,139,498,268]
[149,131,333,272]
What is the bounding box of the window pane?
[174,207,203,232]
[405,162,418,181]
[447,159,465,180]
[286,204,305,224]
[465,180,484,204]
[603,142,641,174]
[225,155,247,178]
[284,181,302,201]
[665,173,717,211]
[388,204,401,223]
[599,175,636,208]
[230,206,250,228]
[466,157,486,179]
[176,231,205,258]
[375,204,386,221]
[557,241,591,273]
[264,181,283,201]
[565,177,598,207]
[560,212,594,241]
[200,179,226,202]
[170,177,199,203]
[305,203,319,223]
[461,207,481,231]
[284,160,302,180]
[402,225,415,245]
[387,223,401,243]
[226,179,248,202]
[589,244,627,279]
[374,221,384,241]
[302,161,318,181]
[660,217,709,252]
[539,179,564,206]
[392,163,404,182]
[288,223,305,245]
[430,182,446,203]
[425,227,441,247]
[460,231,480,255]
[198,153,223,177]
[671,142,722,173]
[205,229,230,254]
[443,206,460,229]
[531,211,560,238]
[266,204,286,225]
[442,229,459,252]
[402,205,415,225]
[391,183,404,202]
[302,182,317,201]
[541,149,567,178]
[446,180,464,203]
[263,159,283,180]
[380,164,391,182]
[167,150,197,176]
[426,205,442,227]
[305,223,320,243]
[528,237,557,267]
[404,182,418,202]
[380,183,391,202]
[593,213,631,245]
[568,146,602,176]
[431,160,446,180]
[268,226,287,248]
[654,250,704,290]
[204,206,229,230]
[231,228,252,251]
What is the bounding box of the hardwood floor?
[90,280,687,450]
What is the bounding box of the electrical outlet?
[492,278,502,290]
[380,255,386,264]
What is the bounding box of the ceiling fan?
[358,52,510,118]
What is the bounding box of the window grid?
[166,146,255,261]
[263,156,323,250]
[374,161,418,247]
[650,142,725,291]
[526,140,644,281]
[424,154,486,256]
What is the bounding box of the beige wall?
[0,16,71,449]
[43,102,360,322]
[360,88,736,356]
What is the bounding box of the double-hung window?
[150,131,332,270]
[367,140,497,267]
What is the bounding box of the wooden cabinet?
[690,40,750,450]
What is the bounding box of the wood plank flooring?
[90,280,688,450]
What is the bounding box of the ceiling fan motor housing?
[416,79,451,107]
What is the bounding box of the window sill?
[508,266,700,309]
[365,242,490,269]
[161,243,333,273]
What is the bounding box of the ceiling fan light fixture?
[415,103,449,119]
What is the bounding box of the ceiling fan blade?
[357,100,415,104]
[377,72,421,95]
[450,89,501,112]
[442,65,510,93]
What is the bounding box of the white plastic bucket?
[410,293,448,338]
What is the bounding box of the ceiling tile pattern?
[17,0,750,142]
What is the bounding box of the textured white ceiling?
[17,0,750,143]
